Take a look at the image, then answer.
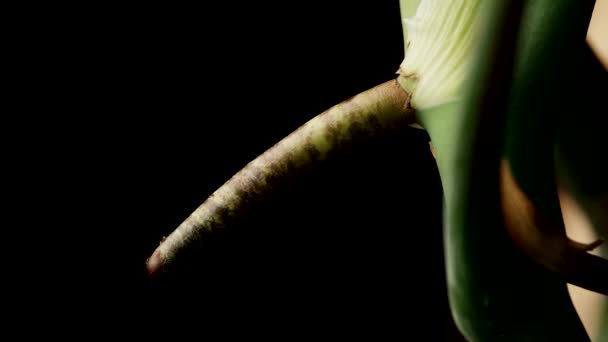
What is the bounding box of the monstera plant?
[147,1,607,340]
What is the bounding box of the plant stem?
[147,79,415,277]
[500,158,608,295]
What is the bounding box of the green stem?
[147,79,415,277]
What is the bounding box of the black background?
[23,1,464,340]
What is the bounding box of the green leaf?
[415,0,599,340]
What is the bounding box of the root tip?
[146,249,165,279]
